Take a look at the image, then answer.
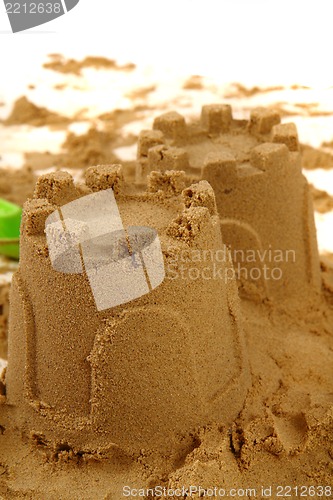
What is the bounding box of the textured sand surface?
[0,56,332,499]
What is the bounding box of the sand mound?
[4,96,69,127]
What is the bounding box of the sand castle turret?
[136,105,321,301]
[5,166,250,456]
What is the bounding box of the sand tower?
[136,106,321,301]
[5,166,250,456]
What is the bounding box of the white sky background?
[0,0,332,88]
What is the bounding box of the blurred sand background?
[0,0,333,253]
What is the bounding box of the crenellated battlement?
[34,171,78,206]
[22,198,58,236]
[272,122,300,151]
[167,206,212,244]
[182,180,218,216]
[147,145,190,172]
[137,129,165,158]
[201,104,233,133]
[137,105,302,185]
[250,142,290,173]
[153,111,187,141]
[249,107,281,135]
[147,170,186,195]
[85,164,124,194]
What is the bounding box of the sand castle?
[137,105,321,301]
[4,165,250,456]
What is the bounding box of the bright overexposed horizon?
[0,0,333,88]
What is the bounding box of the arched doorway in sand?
[220,218,269,299]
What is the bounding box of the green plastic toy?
[0,198,22,259]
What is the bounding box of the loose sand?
[43,54,136,76]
